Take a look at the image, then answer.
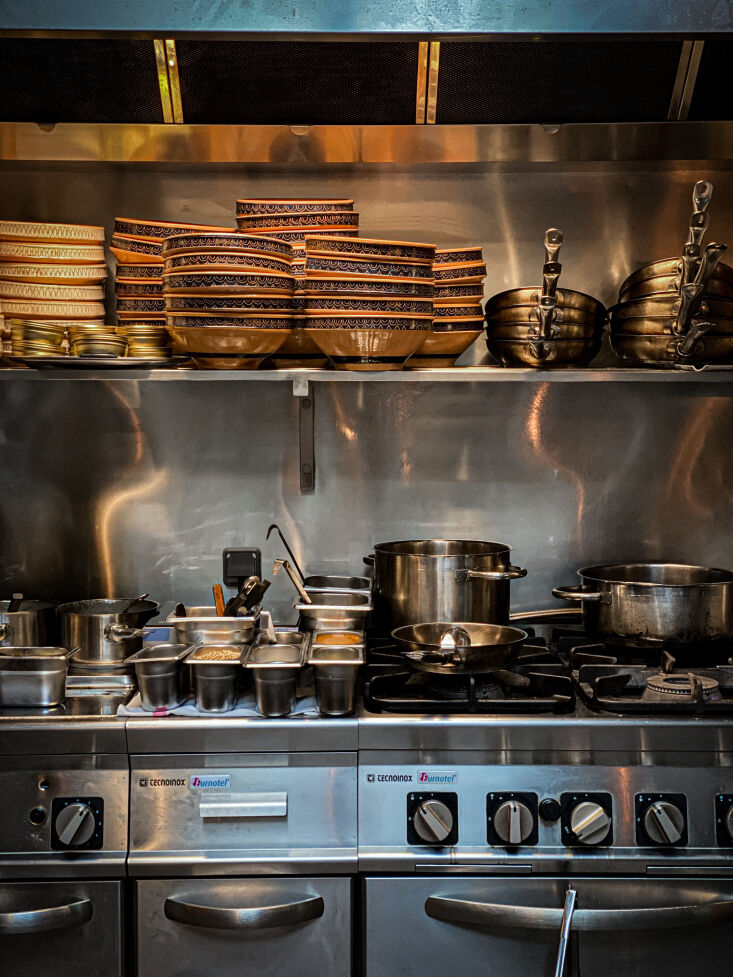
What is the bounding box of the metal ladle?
[266,524,306,583]
[272,559,312,604]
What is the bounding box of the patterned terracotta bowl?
[0,262,107,284]
[0,220,105,244]
[116,298,166,314]
[434,247,484,265]
[236,225,359,242]
[114,218,233,241]
[164,253,291,274]
[408,320,484,369]
[115,281,164,298]
[433,262,488,283]
[305,236,435,262]
[236,199,354,216]
[237,212,359,231]
[113,265,163,282]
[162,232,292,259]
[434,283,485,303]
[165,295,294,313]
[302,277,434,299]
[303,314,432,371]
[110,235,163,265]
[304,295,434,315]
[305,256,434,280]
[162,270,294,295]
[165,322,291,370]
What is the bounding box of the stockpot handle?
[552,585,605,603]
[455,566,527,582]
[164,893,324,930]
[0,897,93,934]
[425,894,733,931]
[104,624,146,642]
[363,554,375,567]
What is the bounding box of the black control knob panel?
[487,792,538,847]
[561,792,613,847]
[51,797,104,850]
[407,792,458,846]
[635,793,687,847]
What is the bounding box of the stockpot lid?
[373,539,512,557]
[0,600,56,613]
[56,598,159,615]
[578,563,733,587]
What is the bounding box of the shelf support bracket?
[293,379,315,494]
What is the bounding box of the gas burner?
[642,672,722,703]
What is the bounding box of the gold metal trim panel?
[3,122,733,164]
[426,41,440,124]
[165,39,184,124]
[153,39,174,125]
[415,41,428,124]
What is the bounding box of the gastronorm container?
[126,643,190,711]
[245,637,307,717]
[166,606,255,647]
[303,574,372,594]
[186,645,247,714]
[296,591,373,632]
[0,646,73,707]
[308,644,364,716]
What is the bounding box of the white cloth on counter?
[118,692,320,719]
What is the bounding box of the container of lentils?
[186,645,245,713]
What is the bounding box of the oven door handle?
[425,895,733,931]
[0,898,93,934]
[164,893,325,930]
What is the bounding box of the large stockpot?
[368,539,527,635]
[553,563,733,648]
[57,598,159,663]
[0,600,57,647]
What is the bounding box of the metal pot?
[391,621,528,673]
[0,600,57,647]
[618,257,733,297]
[553,563,733,648]
[57,598,159,663]
[485,335,601,367]
[485,287,603,316]
[368,539,526,636]
[619,272,733,303]
[609,332,733,367]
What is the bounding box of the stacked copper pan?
[484,229,605,368]
[235,199,359,368]
[609,181,733,368]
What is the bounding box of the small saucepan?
[390,621,528,675]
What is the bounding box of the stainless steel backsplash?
[1,162,732,619]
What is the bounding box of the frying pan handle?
[552,586,608,603]
[456,566,527,582]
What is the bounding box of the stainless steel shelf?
[2,367,733,382]
[4,122,733,165]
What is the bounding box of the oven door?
[364,876,733,977]
[0,880,123,977]
[136,877,352,977]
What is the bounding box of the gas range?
[358,614,733,875]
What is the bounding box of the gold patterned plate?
[0,221,105,244]
[0,280,104,302]
[0,241,106,264]
[0,298,106,318]
[0,263,107,284]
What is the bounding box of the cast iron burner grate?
[364,643,574,714]
[573,645,733,715]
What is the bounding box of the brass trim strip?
[165,39,184,124]
[678,40,704,121]
[426,41,440,124]
[6,122,733,164]
[415,41,428,124]
[153,39,174,125]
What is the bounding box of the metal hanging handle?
[530,228,563,342]
[266,524,305,583]
[554,887,577,977]
[104,624,147,642]
[681,180,714,286]
[673,242,727,337]
[455,566,527,582]
[552,585,610,603]
[164,893,324,931]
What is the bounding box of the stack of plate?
[303,236,435,370]
[410,246,486,368]
[8,318,66,357]
[161,231,295,369]
[235,200,359,368]
[0,221,107,346]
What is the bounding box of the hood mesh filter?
[0,38,164,123]
[435,40,683,124]
[688,42,733,120]
[174,40,419,124]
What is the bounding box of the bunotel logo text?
[418,770,457,784]
[190,775,231,789]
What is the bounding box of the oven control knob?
[643,801,685,846]
[413,799,454,844]
[54,802,95,847]
[570,802,611,845]
[493,800,534,845]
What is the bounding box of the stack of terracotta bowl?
[161,231,295,369]
[302,235,435,370]
[235,200,359,368]
[0,220,107,354]
[409,246,486,368]
[484,229,605,368]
